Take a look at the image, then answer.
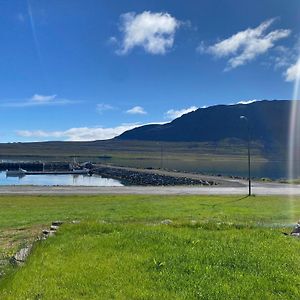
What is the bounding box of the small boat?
[6,166,90,177]
[6,168,26,177]
[70,168,90,174]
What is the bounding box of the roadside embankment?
[92,165,215,186]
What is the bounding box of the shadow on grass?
[197,195,250,209]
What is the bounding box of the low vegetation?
[0,139,269,177]
[0,195,299,299]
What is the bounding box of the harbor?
[0,171,123,187]
[2,160,92,178]
[0,160,219,186]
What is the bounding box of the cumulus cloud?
[16,124,140,141]
[126,106,147,115]
[198,18,291,70]
[0,94,77,107]
[285,58,300,82]
[96,103,114,114]
[237,99,257,105]
[165,106,197,120]
[114,11,180,55]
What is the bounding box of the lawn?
[0,195,300,299]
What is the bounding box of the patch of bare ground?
[0,224,44,270]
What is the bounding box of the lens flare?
[27,0,42,65]
[288,56,300,220]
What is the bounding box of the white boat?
[6,167,90,177]
[71,168,90,174]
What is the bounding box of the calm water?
[0,172,123,186]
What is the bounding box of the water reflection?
[0,172,123,186]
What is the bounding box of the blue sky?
[0,0,299,142]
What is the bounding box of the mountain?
[117,100,290,148]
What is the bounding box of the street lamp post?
[240,116,251,196]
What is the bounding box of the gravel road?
[0,181,298,195]
[0,165,297,195]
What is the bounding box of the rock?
[12,245,32,263]
[161,219,173,225]
[52,221,63,226]
[49,230,56,237]
[291,232,300,237]
[43,229,55,236]
[291,221,300,235]
[93,167,216,186]
[50,225,59,231]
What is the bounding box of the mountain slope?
[117,100,291,147]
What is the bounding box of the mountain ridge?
[117,100,291,148]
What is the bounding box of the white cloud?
[15,119,172,142]
[115,11,180,55]
[1,94,77,107]
[199,18,291,70]
[16,124,140,141]
[273,46,294,69]
[96,103,114,114]
[237,99,257,105]
[126,106,147,115]
[165,106,197,120]
[285,58,300,82]
[31,94,57,103]
[267,39,300,80]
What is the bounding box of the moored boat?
[6,168,27,177]
[6,167,90,176]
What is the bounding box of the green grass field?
[0,195,300,299]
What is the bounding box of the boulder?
[52,221,63,226]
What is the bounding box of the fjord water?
[0,172,123,186]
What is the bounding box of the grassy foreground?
[0,195,300,299]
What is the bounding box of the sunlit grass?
[0,195,300,299]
